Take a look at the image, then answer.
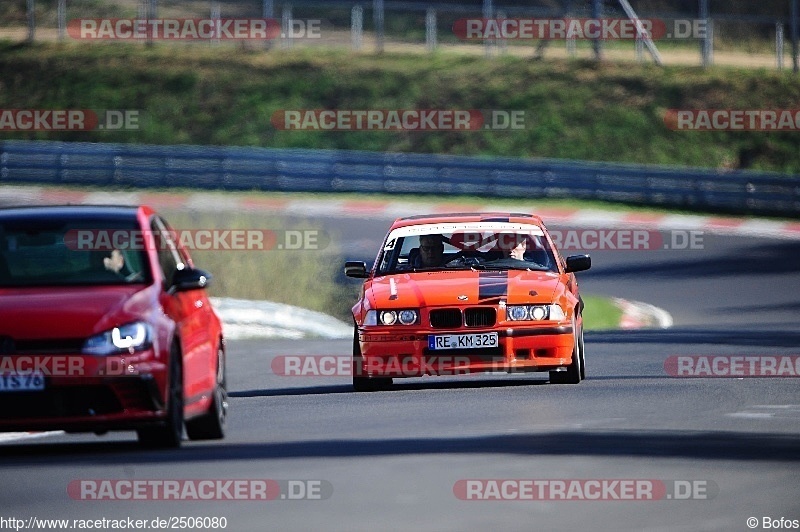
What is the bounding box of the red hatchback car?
[0,205,226,447]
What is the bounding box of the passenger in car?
[493,233,527,260]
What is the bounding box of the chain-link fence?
[2,0,799,70]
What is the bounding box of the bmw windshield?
[375,222,559,275]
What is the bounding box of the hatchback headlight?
[83,322,153,356]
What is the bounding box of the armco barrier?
[1,140,798,216]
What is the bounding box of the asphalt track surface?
[1,212,799,532]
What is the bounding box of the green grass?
[1,42,800,173]
[582,295,624,330]
[157,209,622,329]
[160,209,358,323]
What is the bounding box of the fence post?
[282,5,293,49]
[497,10,507,54]
[635,34,644,62]
[58,0,66,41]
[591,0,602,60]
[352,5,363,51]
[777,23,785,70]
[27,0,35,43]
[373,0,384,53]
[146,0,157,47]
[792,0,799,73]
[211,1,221,46]
[262,0,274,50]
[425,8,437,52]
[699,0,713,68]
[483,0,493,58]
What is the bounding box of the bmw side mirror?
[344,261,369,278]
[565,255,591,273]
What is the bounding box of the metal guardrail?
[1,140,798,217]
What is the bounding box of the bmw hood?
[367,270,563,308]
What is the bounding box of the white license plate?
[428,332,498,350]
[0,373,46,392]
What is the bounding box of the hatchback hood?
[0,285,155,340]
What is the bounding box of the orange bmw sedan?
[345,213,591,391]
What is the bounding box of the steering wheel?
[445,249,484,266]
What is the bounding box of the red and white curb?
[613,297,674,329]
[210,297,351,340]
[1,185,799,240]
[0,431,64,443]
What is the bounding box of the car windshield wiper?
[482,263,550,272]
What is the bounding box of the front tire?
[352,327,391,392]
[138,343,184,448]
[549,316,582,385]
[186,344,227,440]
[578,322,586,380]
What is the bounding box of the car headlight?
[398,310,418,325]
[548,305,566,321]
[366,309,419,326]
[380,311,397,325]
[83,322,153,356]
[508,305,528,321]
[507,305,566,322]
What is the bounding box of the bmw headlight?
[398,310,418,325]
[507,305,566,322]
[83,321,153,356]
[508,305,528,321]
[380,311,397,325]
[548,305,566,321]
[370,309,419,326]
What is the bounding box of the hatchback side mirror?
[170,267,212,292]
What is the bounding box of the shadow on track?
[587,328,800,347]
[230,378,548,398]
[587,241,800,280]
[2,430,799,465]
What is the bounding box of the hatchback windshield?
[0,219,150,287]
